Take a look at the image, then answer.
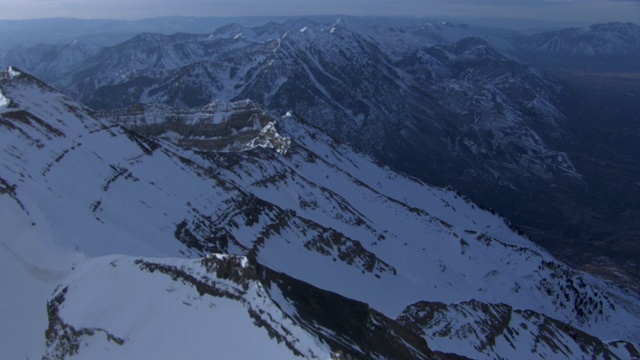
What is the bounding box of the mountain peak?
[450,37,499,58]
[588,21,640,33]
[211,23,253,39]
[1,66,23,80]
[0,68,101,143]
[243,121,291,154]
[0,66,47,86]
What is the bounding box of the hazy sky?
[0,0,638,23]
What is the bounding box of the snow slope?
[44,254,434,360]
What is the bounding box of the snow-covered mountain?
[4,19,584,261]
[57,17,640,289]
[1,67,639,359]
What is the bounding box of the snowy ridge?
[1,68,639,359]
[44,254,436,360]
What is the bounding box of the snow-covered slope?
[44,254,438,360]
[1,67,639,359]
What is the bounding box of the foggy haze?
[0,0,638,23]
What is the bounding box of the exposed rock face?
[242,121,291,154]
[100,100,277,151]
[44,287,125,360]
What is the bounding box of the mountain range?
[2,18,638,290]
[2,16,640,359]
[2,66,640,359]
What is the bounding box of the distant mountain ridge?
[517,22,640,59]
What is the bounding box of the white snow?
[52,256,330,360]
[7,66,21,78]
[0,90,9,109]
[0,194,82,359]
